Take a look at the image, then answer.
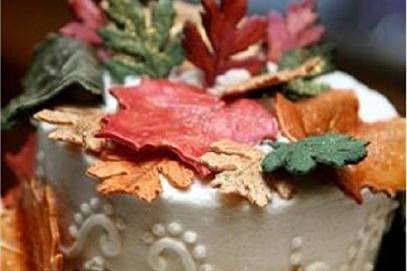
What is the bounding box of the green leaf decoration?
[283,78,330,100]
[98,0,184,81]
[278,43,335,99]
[262,134,368,175]
[2,34,103,129]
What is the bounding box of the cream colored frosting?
[36,71,399,271]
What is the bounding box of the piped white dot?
[167,222,182,236]
[80,203,92,216]
[152,224,166,237]
[68,225,78,238]
[183,231,198,244]
[291,237,303,250]
[192,245,207,259]
[289,252,302,266]
[90,197,101,210]
[199,263,214,271]
[73,213,84,225]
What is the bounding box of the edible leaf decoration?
[182,0,267,86]
[5,133,37,182]
[214,57,321,97]
[262,134,368,175]
[336,118,406,203]
[1,35,103,129]
[274,91,359,141]
[87,154,194,202]
[60,0,106,45]
[267,0,325,62]
[97,79,279,176]
[201,140,272,207]
[34,107,105,152]
[283,78,329,100]
[98,0,184,81]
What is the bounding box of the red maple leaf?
[267,0,325,62]
[60,0,106,45]
[98,79,279,176]
[5,133,37,182]
[182,0,267,86]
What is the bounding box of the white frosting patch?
[169,67,205,88]
[266,61,278,74]
[315,71,398,122]
[209,68,251,96]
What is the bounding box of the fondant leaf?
[60,0,106,45]
[262,134,368,175]
[274,91,359,141]
[98,0,184,81]
[1,35,103,129]
[201,140,273,207]
[34,107,105,152]
[337,118,406,203]
[87,155,194,202]
[182,0,267,86]
[267,0,325,62]
[97,79,279,176]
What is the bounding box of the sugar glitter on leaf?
[182,0,267,86]
[267,0,325,62]
[97,79,279,176]
[87,155,194,202]
[262,134,368,175]
[34,107,105,152]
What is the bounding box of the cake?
[2,1,405,271]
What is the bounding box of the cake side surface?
[35,71,399,271]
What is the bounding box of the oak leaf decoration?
[267,0,325,62]
[182,0,267,86]
[87,155,194,202]
[97,79,278,176]
[34,107,105,152]
[200,140,272,207]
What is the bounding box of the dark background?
[1,1,405,270]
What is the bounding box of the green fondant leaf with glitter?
[2,34,103,129]
[98,0,184,81]
[262,134,368,175]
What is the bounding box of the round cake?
[2,1,405,271]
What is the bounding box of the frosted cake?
[2,1,405,271]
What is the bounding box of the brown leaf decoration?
[19,179,63,271]
[87,156,194,202]
[34,107,105,152]
[216,57,321,97]
[200,140,273,207]
[337,118,406,203]
[274,90,359,140]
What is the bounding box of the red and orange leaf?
[60,0,106,45]
[336,118,406,203]
[274,91,359,140]
[87,156,194,202]
[97,79,279,176]
[183,0,267,86]
[5,133,37,182]
[267,0,325,62]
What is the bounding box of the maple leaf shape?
[182,0,267,86]
[5,133,37,182]
[97,79,279,176]
[87,155,194,202]
[274,91,359,141]
[267,0,325,62]
[337,118,406,203]
[200,140,272,207]
[60,0,106,45]
[34,107,105,152]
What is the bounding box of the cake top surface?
[3,0,405,208]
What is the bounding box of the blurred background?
[1,0,405,270]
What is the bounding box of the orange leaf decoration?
[274,90,359,140]
[87,155,194,202]
[337,118,406,203]
[273,90,405,202]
